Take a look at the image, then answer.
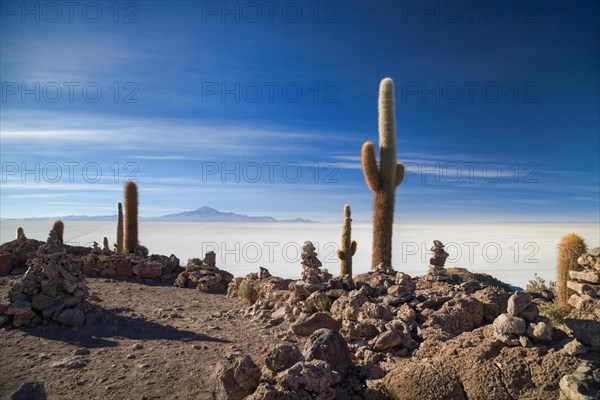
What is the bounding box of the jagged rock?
[507,291,531,316]
[493,313,526,335]
[560,363,600,400]
[8,381,47,400]
[340,320,379,340]
[562,339,587,356]
[330,290,368,321]
[265,343,303,372]
[211,351,260,400]
[303,328,352,378]
[564,319,600,348]
[473,286,511,322]
[521,303,539,322]
[370,329,413,352]
[290,312,340,336]
[276,360,341,398]
[570,270,600,284]
[567,281,600,297]
[424,297,484,338]
[526,319,553,342]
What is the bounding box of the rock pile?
[425,240,450,281]
[213,329,372,400]
[288,241,332,299]
[75,251,180,281]
[175,252,233,293]
[4,230,98,327]
[0,235,90,276]
[491,291,553,346]
[567,247,600,321]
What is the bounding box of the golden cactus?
[116,202,124,253]
[337,204,357,276]
[557,233,587,307]
[16,226,25,239]
[52,220,64,244]
[123,181,139,254]
[361,78,405,270]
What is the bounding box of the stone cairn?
[4,230,96,327]
[567,247,600,321]
[289,241,332,299]
[426,240,450,281]
[491,291,552,347]
[175,251,233,293]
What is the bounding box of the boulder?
[492,314,526,335]
[303,328,352,378]
[371,330,412,352]
[290,312,341,336]
[211,351,261,400]
[276,360,341,397]
[57,308,85,326]
[526,319,553,342]
[8,381,47,400]
[265,343,303,373]
[507,291,531,316]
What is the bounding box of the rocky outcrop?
[4,230,100,327]
[567,248,600,321]
[74,250,180,281]
[174,252,232,293]
[384,326,582,400]
[0,235,90,275]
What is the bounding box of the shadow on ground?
[20,306,230,348]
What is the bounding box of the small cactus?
[557,233,587,307]
[361,78,405,270]
[103,236,110,252]
[116,202,124,253]
[124,181,139,254]
[16,226,25,239]
[52,220,64,244]
[337,204,357,277]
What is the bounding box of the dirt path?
[0,277,271,399]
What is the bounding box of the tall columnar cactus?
[116,202,124,253]
[361,78,405,270]
[337,204,357,277]
[557,233,587,307]
[123,181,139,254]
[52,220,64,244]
[16,226,25,239]
[103,236,110,251]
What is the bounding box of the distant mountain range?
[2,207,313,223]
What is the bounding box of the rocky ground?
[0,277,269,399]
[1,238,599,399]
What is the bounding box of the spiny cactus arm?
[350,240,357,255]
[361,141,380,191]
[337,249,345,260]
[394,163,405,188]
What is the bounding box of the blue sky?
[1,0,598,222]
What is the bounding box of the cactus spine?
[337,204,357,276]
[103,236,110,251]
[116,202,124,253]
[361,78,405,270]
[52,220,64,244]
[16,226,25,239]
[123,181,139,254]
[557,233,587,307]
